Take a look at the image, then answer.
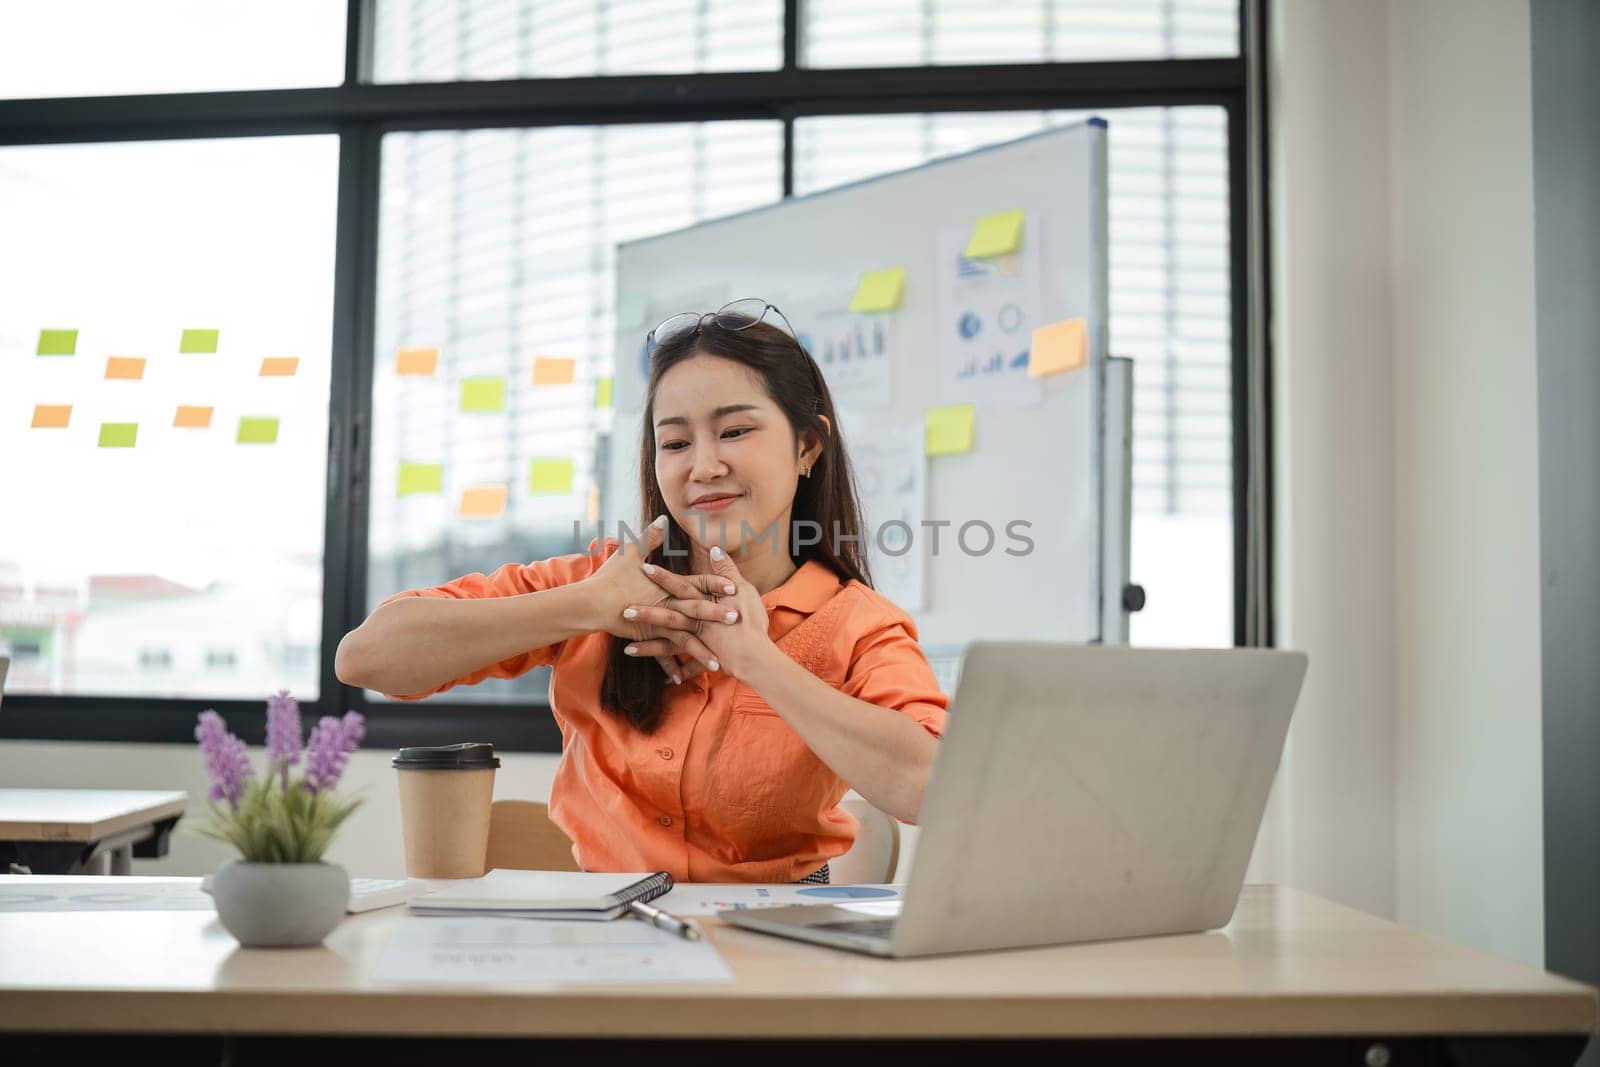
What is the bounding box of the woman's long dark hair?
[598,316,871,733]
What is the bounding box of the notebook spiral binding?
[615,871,675,907]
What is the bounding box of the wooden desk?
[0,789,187,875]
[0,879,1593,1066]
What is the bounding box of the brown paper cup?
[392,743,500,879]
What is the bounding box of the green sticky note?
[924,404,975,457]
[595,376,613,408]
[398,461,444,496]
[529,457,575,495]
[848,267,907,313]
[964,209,1026,258]
[37,329,78,356]
[237,416,279,444]
[461,377,506,413]
[180,328,220,353]
[98,422,137,448]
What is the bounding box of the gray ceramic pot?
[211,860,349,947]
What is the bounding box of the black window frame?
[0,0,1271,753]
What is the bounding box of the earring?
[802,464,811,478]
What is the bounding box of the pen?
[626,898,701,941]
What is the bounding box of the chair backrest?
[484,800,582,873]
[827,793,901,884]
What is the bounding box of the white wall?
[1270,0,1545,967]
[1387,0,1544,967]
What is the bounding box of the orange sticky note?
[32,404,71,428]
[259,357,300,377]
[174,405,213,428]
[396,346,439,376]
[458,485,508,519]
[532,357,576,386]
[105,356,146,380]
[1028,317,1088,378]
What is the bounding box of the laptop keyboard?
[812,917,898,940]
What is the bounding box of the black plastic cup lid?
[392,742,500,770]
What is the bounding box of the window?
[366,122,783,702]
[0,136,338,700]
[0,2,1255,745]
[0,2,346,100]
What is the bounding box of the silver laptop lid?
[891,644,1307,956]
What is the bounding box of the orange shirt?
[382,538,947,882]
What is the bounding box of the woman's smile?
[689,492,742,512]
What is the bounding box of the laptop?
[720,643,1308,957]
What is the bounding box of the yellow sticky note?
[98,422,138,448]
[105,357,146,380]
[848,267,907,313]
[532,357,576,386]
[32,404,71,428]
[964,209,1026,258]
[925,404,975,457]
[459,485,508,519]
[595,376,613,408]
[1028,317,1088,378]
[174,405,213,428]
[259,357,299,377]
[237,417,279,444]
[36,329,77,356]
[180,328,219,353]
[398,461,444,496]
[529,457,575,495]
[396,346,439,376]
[460,377,505,413]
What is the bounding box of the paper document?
[0,880,214,912]
[372,916,732,985]
[652,883,903,916]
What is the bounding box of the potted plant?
[190,692,366,947]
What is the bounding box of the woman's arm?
[740,647,939,825]
[334,581,603,698]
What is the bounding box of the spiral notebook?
[408,869,674,921]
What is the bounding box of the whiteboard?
[603,120,1118,649]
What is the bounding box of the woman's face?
[652,354,816,559]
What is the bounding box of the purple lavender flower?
[304,711,366,795]
[265,689,303,788]
[195,709,255,810]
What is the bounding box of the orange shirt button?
[658,747,674,760]
[657,815,673,827]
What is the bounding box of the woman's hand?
[581,516,733,679]
[631,545,774,683]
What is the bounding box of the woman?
[335,302,947,884]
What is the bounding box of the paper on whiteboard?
[652,882,904,916]
[371,916,732,985]
[936,216,1045,409]
[785,289,895,412]
[848,425,927,612]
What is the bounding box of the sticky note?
[237,416,279,444]
[397,346,439,376]
[32,404,71,428]
[848,267,906,313]
[460,377,506,413]
[36,329,77,356]
[532,357,576,386]
[925,404,975,457]
[459,485,508,519]
[595,376,613,408]
[180,329,219,353]
[105,357,146,380]
[173,405,213,428]
[1028,317,1088,378]
[529,457,575,495]
[964,209,1026,258]
[259,357,299,377]
[398,461,444,496]
[98,422,138,448]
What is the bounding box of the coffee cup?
[392,742,500,879]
